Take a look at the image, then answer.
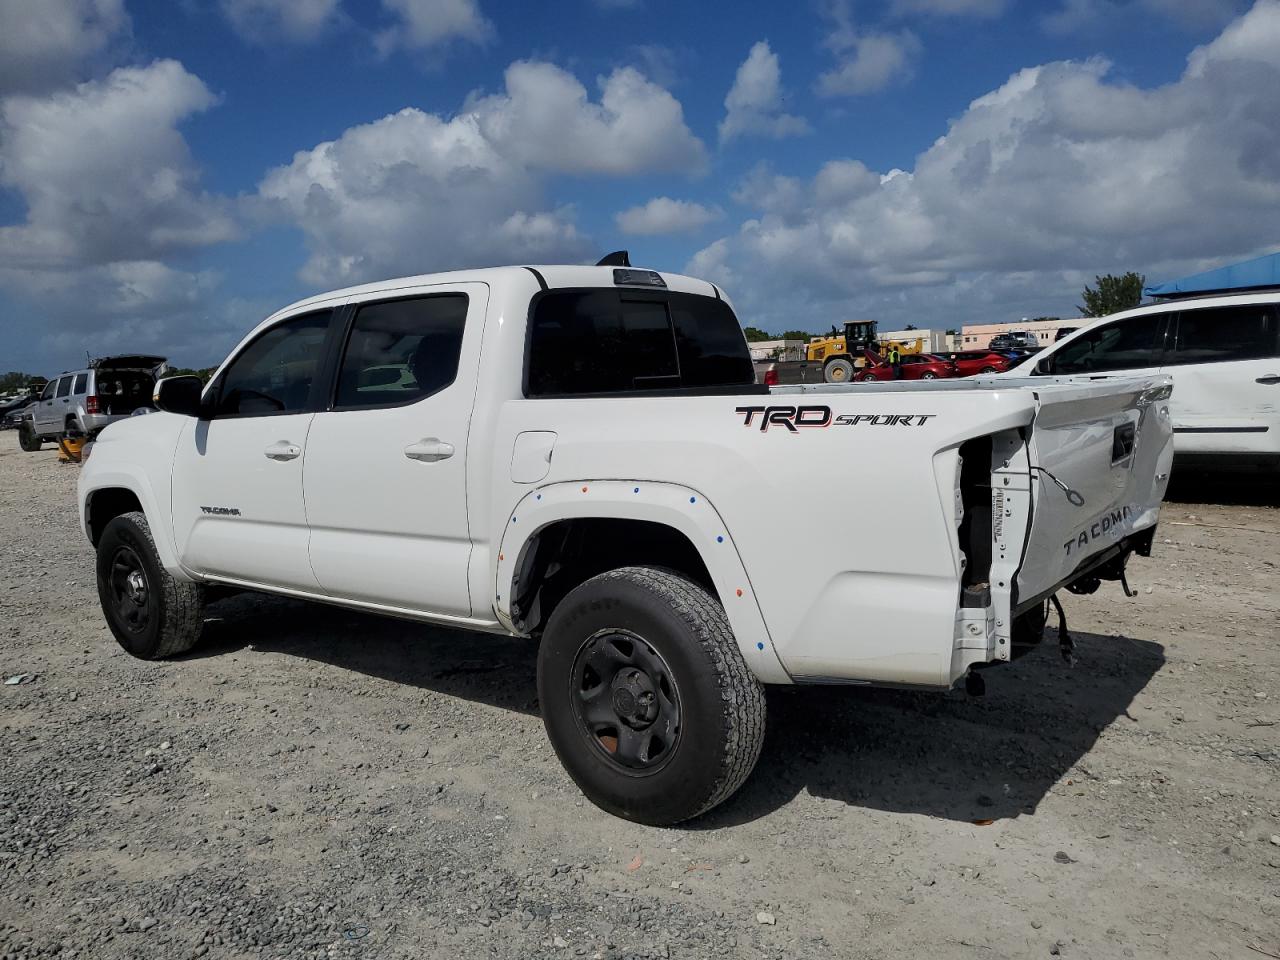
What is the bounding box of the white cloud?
[1045,0,1248,32]
[468,61,707,176]
[257,59,708,286]
[374,0,493,55]
[0,59,235,270]
[817,3,920,96]
[220,0,342,43]
[719,41,810,142]
[0,0,129,95]
[616,197,723,235]
[891,0,1007,15]
[690,1,1280,332]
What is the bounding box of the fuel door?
[511,430,557,483]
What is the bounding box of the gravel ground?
[1,430,1277,960]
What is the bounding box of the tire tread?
[115,511,204,658]
[584,566,766,821]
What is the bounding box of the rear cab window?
[525,289,754,397]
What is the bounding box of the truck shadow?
[699,630,1165,827]
[189,594,1163,827]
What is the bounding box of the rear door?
[303,284,486,616]
[1159,303,1280,455]
[33,378,60,433]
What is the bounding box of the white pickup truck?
[78,263,1174,824]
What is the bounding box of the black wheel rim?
[108,545,153,635]
[570,629,682,774]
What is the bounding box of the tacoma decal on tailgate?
[1063,504,1138,557]
[735,405,936,433]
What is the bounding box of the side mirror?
[152,376,206,417]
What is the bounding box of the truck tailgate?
[1012,375,1174,609]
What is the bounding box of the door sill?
[197,574,509,634]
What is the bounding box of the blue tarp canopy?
[1145,251,1280,299]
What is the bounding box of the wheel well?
[86,488,143,546]
[509,518,715,635]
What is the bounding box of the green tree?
[1079,273,1145,318]
[742,326,772,342]
[777,330,816,342]
[0,372,45,393]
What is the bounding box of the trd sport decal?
[735,405,936,433]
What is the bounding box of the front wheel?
[859,371,879,382]
[96,511,205,659]
[824,358,854,383]
[18,423,42,451]
[537,566,766,825]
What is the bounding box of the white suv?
[1012,292,1280,469]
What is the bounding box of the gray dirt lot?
[1,430,1277,960]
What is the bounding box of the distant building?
[960,318,1085,349]
[748,339,806,361]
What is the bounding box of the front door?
[1160,303,1280,454]
[303,285,486,616]
[171,310,333,590]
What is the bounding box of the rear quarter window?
[526,289,753,396]
[73,373,88,394]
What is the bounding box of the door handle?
[1257,375,1280,385]
[404,438,454,462]
[263,440,302,461]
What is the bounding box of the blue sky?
[2,0,1277,375]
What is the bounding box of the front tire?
[96,511,205,659]
[824,358,854,383]
[18,422,42,451]
[537,566,766,825]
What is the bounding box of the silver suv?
[19,355,165,451]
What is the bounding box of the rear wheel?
[920,371,938,380]
[18,422,42,451]
[537,566,766,825]
[824,358,855,383]
[980,365,998,374]
[96,511,205,659]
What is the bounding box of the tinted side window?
[41,381,57,400]
[73,373,88,394]
[527,289,752,396]
[56,377,72,398]
[1167,305,1278,365]
[668,293,754,387]
[334,295,468,408]
[1042,314,1166,375]
[214,311,330,417]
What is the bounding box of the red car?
[936,350,1012,377]
[858,353,957,381]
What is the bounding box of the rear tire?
[537,566,766,825]
[824,359,854,383]
[18,422,42,451]
[980,366,998,374]
[96,511,205,659]
[920,372,938,380]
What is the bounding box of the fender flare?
[82,469,189,580]
[492,480,792,685]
